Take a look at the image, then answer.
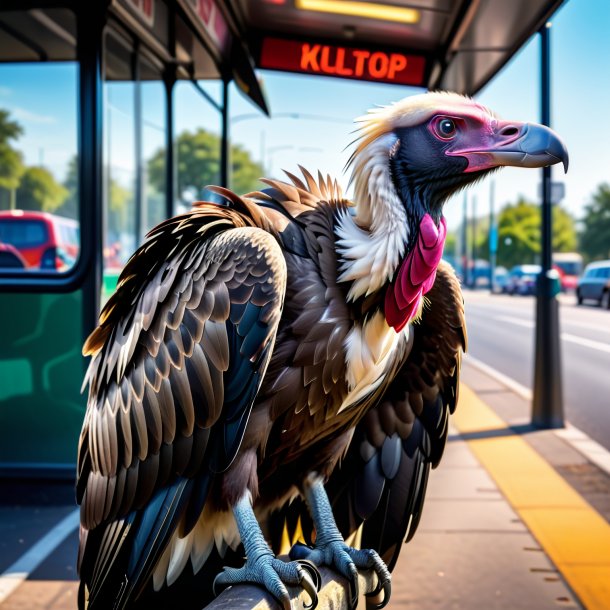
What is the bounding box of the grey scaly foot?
[213,493,321,610]
[289,474,391,610]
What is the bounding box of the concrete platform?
[392,426,581,609]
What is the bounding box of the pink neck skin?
[384,214,447,332]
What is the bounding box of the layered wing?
[328,260,466,569]
[77,199,287,609]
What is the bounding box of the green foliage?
[106,178,132,238]
[444,231,458,259]
[0,109,25,196]
[16,166,68,213]
[56,155,78,219]
[230,143,264,194]
[0,109,23,144]
[0,144,24,192]
[148,128,264,199]
[491,197,577,268]
[579,183,610,261]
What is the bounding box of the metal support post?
[164,70,176,219]
[133,43,143,245]
[462,193,468,286]
[471,195,477,287]
[163,13,176,219]
[221,78,230,188]
[77,3,105,335]
[532,22,564,428]
[489,180,497,292]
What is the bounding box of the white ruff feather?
[341,310,408,412]
[336,133,408,300]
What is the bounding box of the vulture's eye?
[433,117,457,140]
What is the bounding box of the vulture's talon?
[364,572,392,609]
[290,539,391,609]
[299,569,319,609]
[213,554,318,610]
[363,549,391,604]
[296,559,322,596]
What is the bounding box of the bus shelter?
[0,0,564,474]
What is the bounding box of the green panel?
[102,269,120,304]
[0,291,85,466]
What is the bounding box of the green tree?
[106,178,132,239]
[16,166,68,213]
[489,197,577,268]
[56,155,79,219]
[579,183,610,261]
[148,128,264,199]
[0,109,25,208]
[230,143,264,194]
[0,109,23,143]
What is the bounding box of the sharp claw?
[365,576,391,609]
[347,564,359,610]
[381,578,391,608]
[278,589,292,610]
[212,569,232,596]
[296,560,322,592]
[300,570,319,609]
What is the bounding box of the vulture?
[77,91,568,610]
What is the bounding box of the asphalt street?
[463,290,610,451]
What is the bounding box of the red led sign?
[260,37,425,86]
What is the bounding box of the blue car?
[576,261,610,308]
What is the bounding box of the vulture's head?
[341,91,568,329]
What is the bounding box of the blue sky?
[1,0,608,234]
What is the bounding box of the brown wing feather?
[77,203,287,608]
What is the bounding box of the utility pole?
[471,195,477,288]
[462,193,469,286]
[220,77,229,188]
[489,181,497,292]
[532,22,564,428]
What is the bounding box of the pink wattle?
[385,214,447,332]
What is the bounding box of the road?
[463,290,610,450]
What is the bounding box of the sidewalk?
[391,358,610,610]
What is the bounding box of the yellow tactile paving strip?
[454,384,610,610]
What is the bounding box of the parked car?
[0,242,28,269]
[0,210,79,271]
[505,264,542,295]
[491,266,509,293]
[576,260,610,308]
[553,252,583,292]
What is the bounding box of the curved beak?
[449,121,569,174]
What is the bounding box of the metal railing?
[204,566,377,609]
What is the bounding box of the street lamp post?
[462,193,469,286]
[532,22,564,428]
[489,180,497,293]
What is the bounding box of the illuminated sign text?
[260,37,425,86]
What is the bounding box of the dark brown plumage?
[77,92,568,610]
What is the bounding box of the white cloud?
[10,106,56,124]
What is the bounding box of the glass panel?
[141,76,166,233]
[105,81,137,267]
[0,62,79,272]
[174,81,223,211]
[103,31,136,300]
